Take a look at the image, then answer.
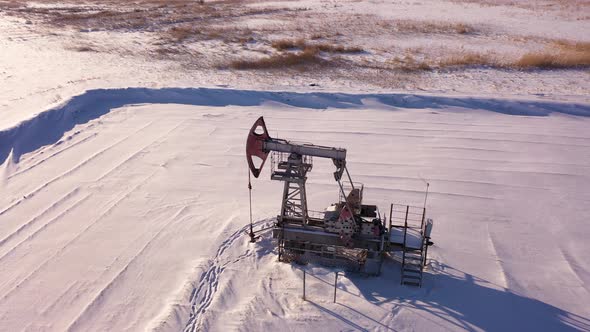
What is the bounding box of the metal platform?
[389,226,423,250]
[272,203,433,281]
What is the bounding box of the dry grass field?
[0,0,589,89]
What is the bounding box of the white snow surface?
[1,87,589,332]
[1,3,590,332]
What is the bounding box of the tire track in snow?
[1,119,185,307]
[0,191,91,264]
[183,218,273,332]
[7,132,98,180]
[94,120,185,182]
[39,280,80,316]
[559,247,590,293]
[0,171,157,301]
[65,206,192,332]
[0,187,80,251]
[0,193,92,300]
[0,121,154,217]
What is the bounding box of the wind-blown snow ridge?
[2,87,590,166]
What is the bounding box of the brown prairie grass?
[0,1,23,9]
[271,38,363,53]
[554,40,590,53]
[312,43,363,53]
[388,55,432,71]
[229,48,325,70]
[515,52,590,69]
[387,51,494,72]
[229,38,361,70]
[169,25,197,42]
[439,52,496,67]
[395,20,475,34]
[6,0,290,32]
[271,38,306,50]
[515,40,590,69]
[166,25,254,44]
[389,42,590,72]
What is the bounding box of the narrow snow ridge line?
[95,120,185,182]
[39,280,79,316]
[0,187,80,249]
[559,247,590,293]
[65,206,192,332]
[0,121,153,217]
[0,193,92,300]
[7,132,98,180]
[0,171,157,301]
[0,192,90,265]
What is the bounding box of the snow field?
[1,89,589,331]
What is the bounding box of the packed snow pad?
[0,95,590,332]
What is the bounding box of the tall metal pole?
[248,171,256,243]
[389,203,393,230]
[423,182,430,210]
[333,272,338,303]
[303,270,306,301]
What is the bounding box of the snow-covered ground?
[1,0,590,331]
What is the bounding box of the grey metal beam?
[264,139,346,161]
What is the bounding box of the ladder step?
[403,251,422,256]
[404,251,421,255]
[404,258,422,263]
[402,280,420,286]
[404,261,422,266]
[402,267,422,274]
[402,274,421,280]
[405,247,422,252]
[404,264,422,272]
[404,257,422,262]
[404,250,421,254]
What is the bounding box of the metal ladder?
[400,206,426,287]
[401,247,424,287]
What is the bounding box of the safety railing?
[270,151,313,175]
[388,203,426,232]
